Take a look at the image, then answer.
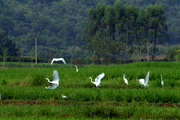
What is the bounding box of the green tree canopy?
[0,30,17,56]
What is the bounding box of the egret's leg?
[146,87,149,93]
[97,87,100,93]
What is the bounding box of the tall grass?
[0,86,180,103]
[1,103,180,119]
[1,62,180,88]
[0,62,179,79]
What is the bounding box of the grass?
[1,103,180,119]
[0,86,180,103]
[1,61,180,119]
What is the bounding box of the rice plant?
[0,62,180,119]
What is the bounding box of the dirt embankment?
[0,100,178,107]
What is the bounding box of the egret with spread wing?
[138,71,150,87]
[89,73,105,87]
[160,74,164,87]
[123,74,128,85]
[45,70,59,89]
[51,58,66,65]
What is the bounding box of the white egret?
[123,74,128,85]
[51,58,66,65]
[75,65,78,72]
[138,71,150,87]
[62,94,67,98]
[45,70,59,89]
[138,79,145,84]
[0,93,1,99]
[89,72,105,87]
[160,75,164,87]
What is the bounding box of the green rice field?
[1,62,180,119]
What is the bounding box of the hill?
[0,0,179,59]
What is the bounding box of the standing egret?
[75,65,78,72]
[89,72,105,87]
[123,74,128,85]
[51,58,66,65]
[138,71,150,87]
[160,75,164,87]
[62,94,67,98]
[45,70,59,89]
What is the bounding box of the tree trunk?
[133,30,136,63]
[125,24,129,62]
[3,56,5,67]
[152,19,156,61]
[104,56,108,65]
[156,26,159,62]
[147,18,150,61]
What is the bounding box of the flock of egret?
[46,58,165,98]
[45,58,78,98]
[123,71,165,87]
[0,57,165,101]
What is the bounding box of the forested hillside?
[0,0,179,60]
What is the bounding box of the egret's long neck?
[89,77,93,83]
[123,75,125,79]
[46,78,50,83]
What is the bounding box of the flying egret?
[123,74,128,85]
[137,71,150,87]
[45,70,59,89]
[51,58,66,65]
[75,65,78,72]
[62,94,67,98]
[160,75,165,87]
[89,72,105,87]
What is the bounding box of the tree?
[30,48,35,67]
[0,30,17,57]
[145,4,154,61]
[82,2,169,64]
[124,5,134,60]
[92,28,113,65]
[136,7,146,61]
[1,47,8,67]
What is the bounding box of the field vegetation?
[0,62,180,119]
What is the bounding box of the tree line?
[82,1,169,65]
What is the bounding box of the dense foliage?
[82,1,168,64]
[0,30,17,56]
[0,0,179,60]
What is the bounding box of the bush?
[75,59,82,66]
[29,73,47,87]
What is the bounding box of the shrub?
[1,79,8,85]
[29,73,47,87]
[75,59,82,66]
